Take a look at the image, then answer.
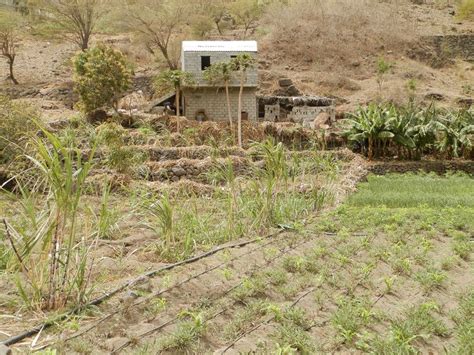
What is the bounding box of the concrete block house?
[181,41,258,121]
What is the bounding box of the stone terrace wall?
[426,35,474,62]
[369,160,474,176]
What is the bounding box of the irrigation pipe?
[2,229,287,347]
[117,231,370,353]
[221,235,376,353]
[109,234,310,354]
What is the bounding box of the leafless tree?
[44,0,104,50]
[0,28,19,84]
[125,0,187,70]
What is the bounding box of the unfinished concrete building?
[181,41,258,121]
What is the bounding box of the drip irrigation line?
[220,287,317,354]
[109,234,315,354]
[1,230,287,347]
[220,235,376,353]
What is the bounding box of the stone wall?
[427,35,474,62]
[146,156,251,182]
[182,51,258,87]
[288,106,335,128]
[183,87,257,121]
[369,160,474,176]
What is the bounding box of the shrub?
[96,122,146,173]
[0,96,37,167]
[458,0,474,20]
[73,45,132,114]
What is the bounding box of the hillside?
[0,0,472,118]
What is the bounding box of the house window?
[201,56,211,70]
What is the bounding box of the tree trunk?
[175,87,180,133]
[368,136,373,160]
[237,74,244,148]
[80,33,89,51]
[225,82,233,138]
[8,56,18,85]
[160,46,177,70]
[215,20,223,35]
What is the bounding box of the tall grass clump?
[2,127,97,310]
[247,138,289,227]
[0,95,38,170]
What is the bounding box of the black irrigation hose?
[111,233,315,354]
[220,235,376,353]
[1,230,287,347]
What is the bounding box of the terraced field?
[1,116,472,354]
[3,169,473,353]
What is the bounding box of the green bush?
[73,45,132,113]
[0,96,37,166]
[96,122,146,173]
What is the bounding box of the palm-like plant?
[230,54,256,148]
[344,103,395,160]
[203,61,235,134]
[155,69,194,133]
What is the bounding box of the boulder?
[0,345,12,355]
[312,112,331,129]
[171,167,186,177]
[278,78,293,87]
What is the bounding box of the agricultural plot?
[2,161,472,353]
[123,173,472,354]
[0,118,360,352]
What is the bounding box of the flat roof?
[182,41,258,52]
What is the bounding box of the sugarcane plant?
[2,126,97,310]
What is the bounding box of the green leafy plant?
[155,69,194,132]
[376,57,393,92]
[73,45,132,114]
[3,126,97,310]
[331,297,374,343]
[343,103,395,160]
[159,310,206,351]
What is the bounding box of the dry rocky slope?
[0,2,472,118]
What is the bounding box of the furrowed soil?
[2,159,473,354]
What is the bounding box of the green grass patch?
[348,173,474,208]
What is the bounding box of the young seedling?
[383,276,397,295]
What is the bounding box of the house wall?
[183,87,257,121]
[181,51,258,87]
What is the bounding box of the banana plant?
[344,103,395,160]
[436,109,474,159]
